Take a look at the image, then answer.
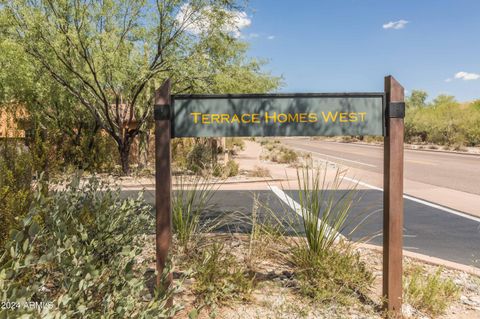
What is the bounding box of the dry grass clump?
[248,166,271,178]
[403,266,461,316]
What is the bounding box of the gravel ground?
[137,234,480,319]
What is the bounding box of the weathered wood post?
[154,79,173,303]
[383,75,405,316]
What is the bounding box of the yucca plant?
[281,165,374,304]
[296,165,360,254]
[172,175,220,252]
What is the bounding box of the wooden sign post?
[154,76,405,316]
[383,76,405,315]
[154,79,173,304]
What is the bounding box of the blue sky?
[237,0,480,101]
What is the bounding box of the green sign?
[172,93,384,137]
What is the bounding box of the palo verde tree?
[3,0,279,174]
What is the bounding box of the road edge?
[358,242,480,277]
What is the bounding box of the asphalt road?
[122,188,480,266]
[281,139,480,195]
[121,139,480,266]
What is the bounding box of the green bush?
[291,245,373,305]
[0,177,179,318]
[405,96,480,147]
[192,242,255,305]
[404,266,460,316]
[186,143,212,173]
[0,140,33,248]
[212,160,239,178]
[261,144,298,164]
[225,137,245,153]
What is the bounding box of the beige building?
[0,106,28,139]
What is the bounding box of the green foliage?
[404,266,460,316]
[406,90,428,108]
[260,141,298,164]
[225,137,245,152]
[405,96,480,146]
[172,175,218,252]
[0,140,33,248]
[212,160,239,177]
[225,160,239,177]
[290,245,373,305]
[192,242,255,305]
[0,177,179,318]
[172,138,196,170]
[2,1,280,174]
[472,100,480,111]
[187,142,213,173]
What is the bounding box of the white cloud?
[454,71,480,81]
[176,4,251,38]
[383,20,409,30]
[445,78,452,82]
[267,35,275,40]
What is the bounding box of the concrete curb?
[119,177,290,189]
[357,243,480,277]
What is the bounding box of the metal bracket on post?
[154,105,171,121]
[386,102,405,118]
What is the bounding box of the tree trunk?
[118,140,132,175]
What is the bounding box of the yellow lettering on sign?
[265,112,276,123]
[322,112,338,122]
[191,112,202,124]
[211,114,220,123]
[241,114,251,123]
[339,112,348,122]
[277,113,288,123]
[349,113,358,122]
[202,114,211,124]
[231,114,240,123]
[288,113,299,122]
[190,111,366,125]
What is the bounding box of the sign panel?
[172,93,384,137]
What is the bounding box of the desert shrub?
[225,160,239,177]
[405,96,480,147]
[186,142,212,173]
[212,160,239,178]
[225,137,245,153]
[192,242,255,305]
[261,145,298,164]
[248,165,271,178]
[291,245,373,305]
[172,138,196,170]
[404,266,460,316]
[60,131,119,173]
[0,140,33,248]
[277,147,298,163]
[0,177,179,318]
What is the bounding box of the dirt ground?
[138,234,480,319]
